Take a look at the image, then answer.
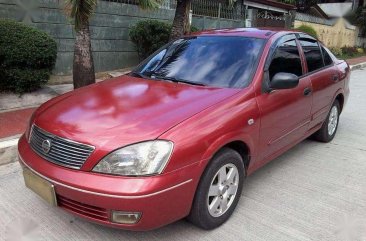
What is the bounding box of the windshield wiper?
[129,71,147,78]
[135,70,206,86]
[152,75,206,86]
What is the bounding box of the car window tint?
[321,46,333,66]
[135,36,265,88]
[299,39,324,72]
[269,38,303,80]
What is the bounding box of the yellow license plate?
[23,167,57,206]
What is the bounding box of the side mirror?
[270,72,299,90]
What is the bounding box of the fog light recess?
[111,211,141,224]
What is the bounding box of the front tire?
[187,148,245,230]
[313,100,340,143]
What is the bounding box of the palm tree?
[170,0,192,41]
[65,0,163,89]
[64,0,97,89]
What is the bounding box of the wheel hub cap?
[207,163,239,217]
[328,106,338,136]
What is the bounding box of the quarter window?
[299,39,324,72]
[269,38,303,80]
[321,46,333,66]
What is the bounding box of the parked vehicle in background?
[18,28,350,231]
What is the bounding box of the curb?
[350,62,366,71]
[0,135,20,166]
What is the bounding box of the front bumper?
[18,135,200,230]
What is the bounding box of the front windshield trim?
[132,36,267,89]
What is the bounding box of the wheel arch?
[330,89,345,113]
[201,138,252,177]
[223,141,250,173]
[335,93,344,112]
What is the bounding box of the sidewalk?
[0,70,129,165]
[347,55,366,70]
[346,55,366,66]
[0,108,36,139]
[0,69,130,140]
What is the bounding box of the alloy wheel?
[207,163,239,217]
[328,106,338,136]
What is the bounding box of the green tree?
[277,0,322,11]
[296,24,318,39]
[350,6,366,37]
[277,0,296,4]
[296,0,321,12]
[64,0,163,89]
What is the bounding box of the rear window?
[135,36,265,88]
[299,39,324,72]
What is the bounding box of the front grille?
[29,125,94,169]
[57,195,109,221]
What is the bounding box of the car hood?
[34,75,240,152]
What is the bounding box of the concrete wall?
[192,15,244,30]
[0,0,175,75]
[0,0,245,75]
[294,15,363,48]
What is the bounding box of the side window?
[269,38,303,80]
[321,46,333,66]
[299,39,324,72]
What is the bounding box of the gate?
[255,10,286,28]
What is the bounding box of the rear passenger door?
[298,36,340,130]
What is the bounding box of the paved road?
[1,69,366,241]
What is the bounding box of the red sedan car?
[18,28,350,230]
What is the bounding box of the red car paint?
[18,28,350,230]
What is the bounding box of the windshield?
[133,36,265,88]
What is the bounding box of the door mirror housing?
[270,72,299,90]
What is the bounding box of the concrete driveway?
[1,69,366,241]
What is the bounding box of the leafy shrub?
[129,20,199,59]
[191,25,199,33]
[295,25,318,39]
[341,46,359,56]
[129,20,171,59]
[330,46,365,58]
[329,47,342,57]
[0,19,57,93]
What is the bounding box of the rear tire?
[313,100,340,143]
[187,148,245,230]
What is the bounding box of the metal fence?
[100,0,245,20]
[100,0,139,5]
[100,0,175,9]
[295,12,336,26]
[191,0,245,20]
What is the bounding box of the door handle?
[332,74,339,82]
[303,87,312,96]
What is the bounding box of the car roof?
[191,28,301,39]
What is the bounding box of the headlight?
[93,140,173,176]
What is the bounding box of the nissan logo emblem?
[41,139,51,153]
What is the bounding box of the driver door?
[256,34,312,162]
